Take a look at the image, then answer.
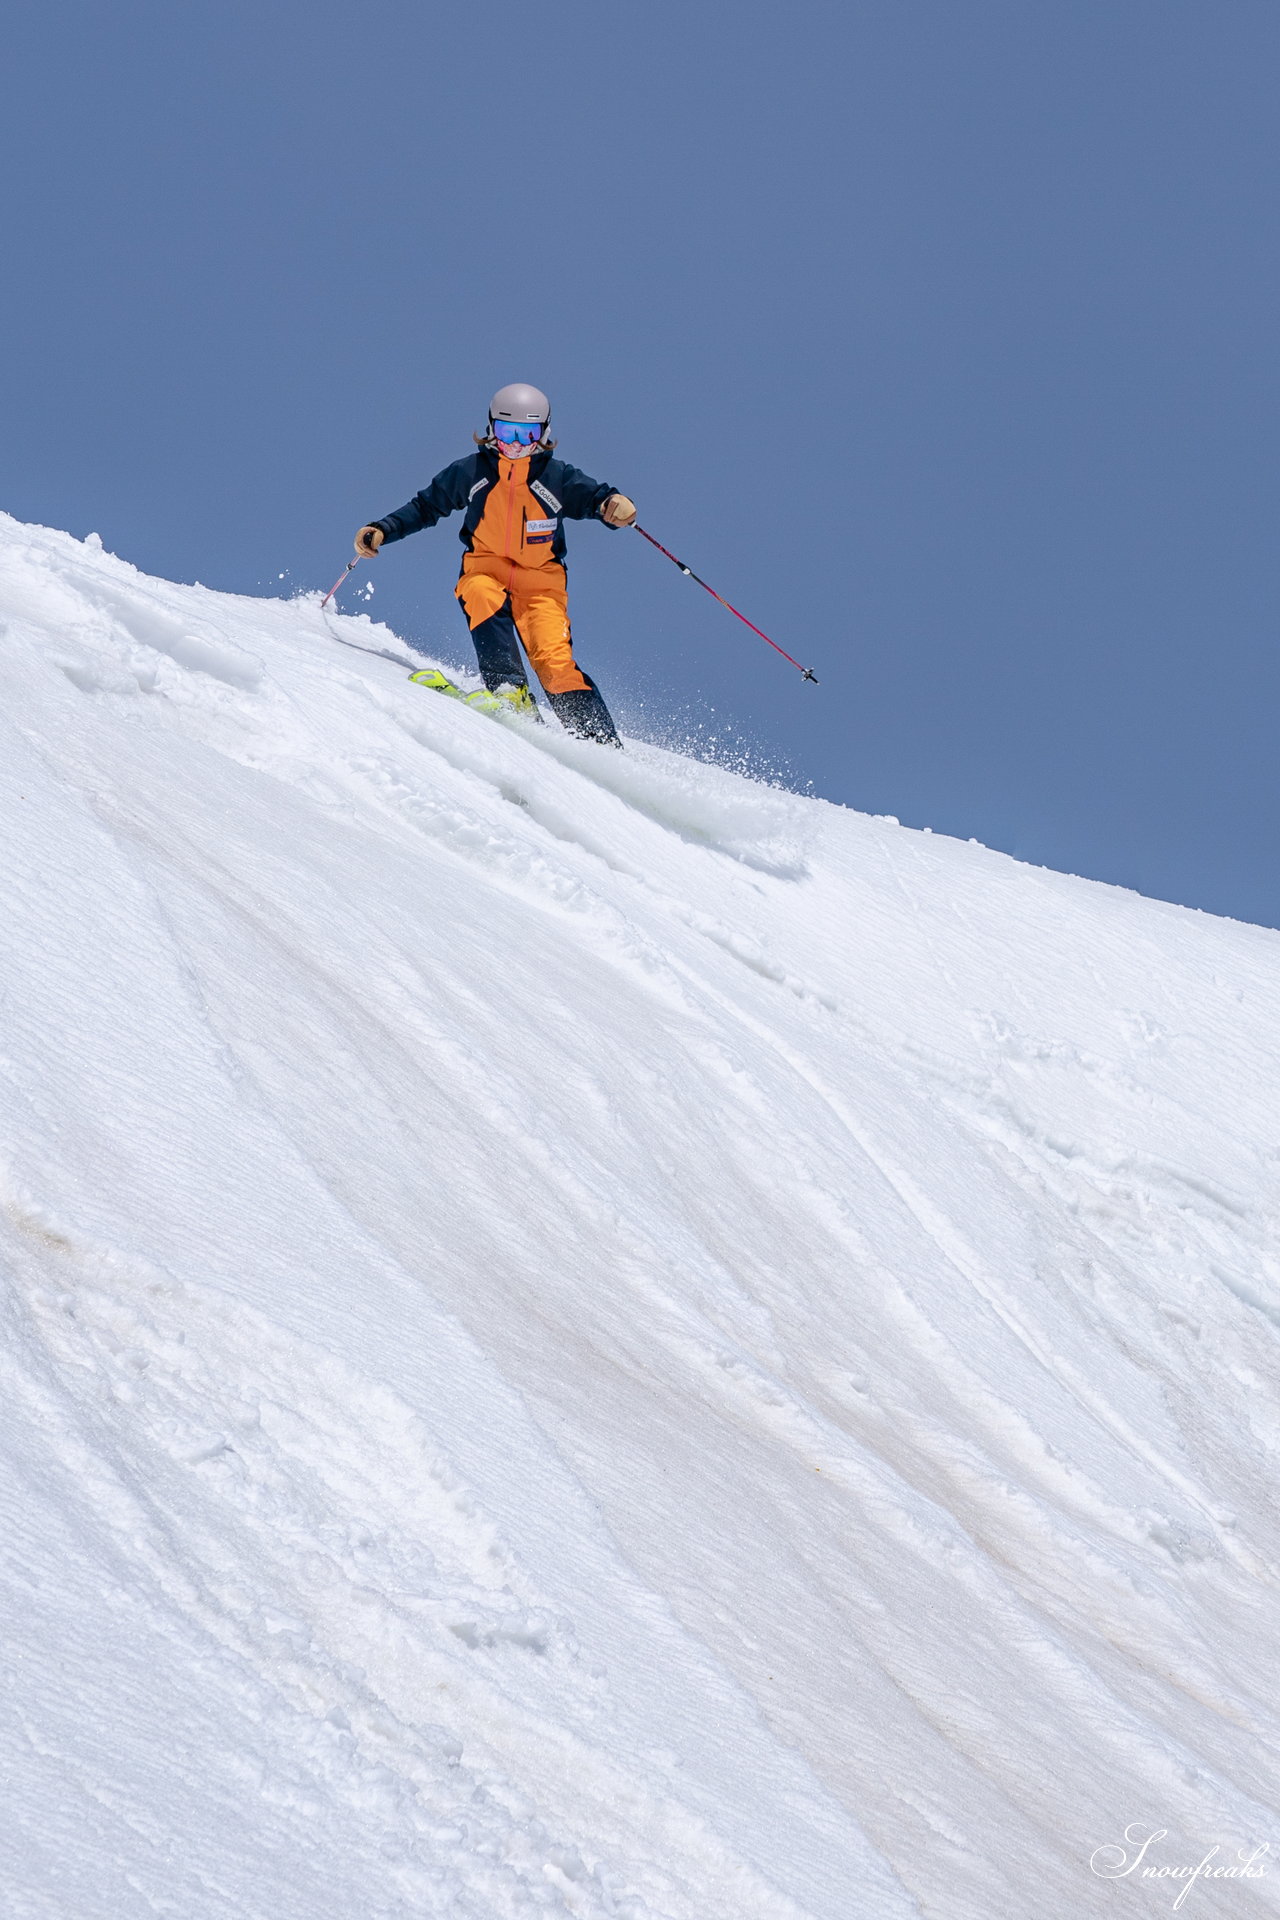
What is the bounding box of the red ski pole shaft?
[322,556,362,607]
[633,524,818,683]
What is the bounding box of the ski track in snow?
[3,513,1280,1917]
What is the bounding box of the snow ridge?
[3,513,1280,1918]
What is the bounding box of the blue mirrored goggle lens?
[493,419,543,444]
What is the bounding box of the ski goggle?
[492,418,545,446]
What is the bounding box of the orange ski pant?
[455,556,591,695]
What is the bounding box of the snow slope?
[2,511,1279,1919]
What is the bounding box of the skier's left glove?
[600,493,637,529]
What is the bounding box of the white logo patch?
[530,480,562,514]
[468,479,490,500]
[525,518,557,535]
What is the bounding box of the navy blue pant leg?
[465,598,528,692]
[545,677,621,746]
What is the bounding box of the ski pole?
[633,525,818,683]
[321,557,362,608]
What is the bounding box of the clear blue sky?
[4,1,1278,926]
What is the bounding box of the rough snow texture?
[2,512,1279,1919]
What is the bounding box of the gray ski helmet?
[489,382,550,426]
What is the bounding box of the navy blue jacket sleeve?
[374,457,475,543]
[550,461,616,521]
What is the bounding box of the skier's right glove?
[355,525,385,557]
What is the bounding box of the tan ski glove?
[600,493,637,529]
[355,525,385,556]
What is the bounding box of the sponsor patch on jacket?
[525,519,557,535]
[530,480,562,514]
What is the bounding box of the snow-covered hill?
[3,512,1279,1919]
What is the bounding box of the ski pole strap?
[322,557,362,607]
[633,525,818,683]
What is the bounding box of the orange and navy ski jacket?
[373,448,618,570]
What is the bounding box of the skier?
[354,384,635,745]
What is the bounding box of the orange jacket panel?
[470,455,564,579]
